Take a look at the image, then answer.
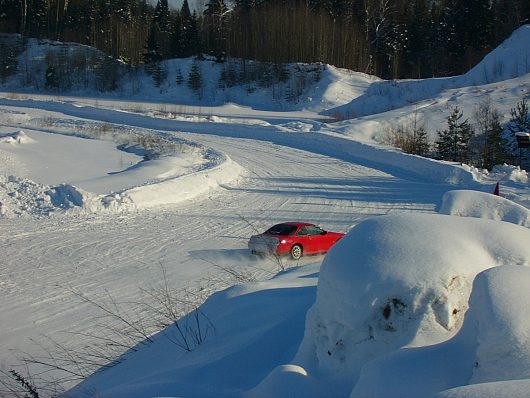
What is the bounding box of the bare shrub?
[4,263,215,396]
[382,111,430,156]
[38,117,56,127]
[0,369,40,398]
[6,92,22,100]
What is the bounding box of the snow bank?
[303,214,530,376]
[432,379,530,398]
[490,164,528,184]
[0,175,88,217]
[439,189,530,227]
[0,130,36,144]
[67,264,320,398]
[0,108,31,125]
[276,124,482,186]
[338,142,480,185]
[349,266,530,398]
[467,266,530,384]
[0,124,245,216]
[100,154,244,210]
[0,154,244,216]
[256,210,530,397]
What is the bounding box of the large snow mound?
[256,212,530,397]
[0,175,87,217]
[465,25,530,83]
[350,265,530,398]
[439,189,530,227]
[432,379,530,398]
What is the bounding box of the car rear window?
[265,224,298,235]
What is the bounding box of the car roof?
[277,222,315,227]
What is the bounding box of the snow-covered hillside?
[0,25,529,398]
[3,26,529,148]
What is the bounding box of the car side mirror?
[321,231,327,235]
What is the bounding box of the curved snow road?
[0,101,451,383]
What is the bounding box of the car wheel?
[290,244,303,260]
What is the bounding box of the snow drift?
[0,175,87,217]
[0,130,36,144]
[350,265,530,398]
[439,189,530,227]
[99,154,244,210]
[0,153,244,216]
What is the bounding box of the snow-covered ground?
[0,25,529,398]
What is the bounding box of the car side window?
[297,227,309,236]
[306,226,324,235]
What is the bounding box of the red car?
[248,222,345,260]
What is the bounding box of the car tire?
[290,244,303,260]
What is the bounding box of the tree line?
[1,0,529,78]
[385,98,530,171]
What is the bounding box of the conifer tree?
[507,99,530,163]
[144,20,162,67]
[436,106,474,162]
[438,0,467,74]
[483,112,510,169]
[175,68,184,84]
[0,40,19,82]
[507,99,530,138]
[0,0,22,32]
[204,0,229,59]
[45,63,59,90]
[152,62,167,87]
[404,0,431,77]
[466,0,494,52]
[153,0,170,32]
[25,0,48,38]
[170,14,183,57]
[180,0,200,57]
[233,0,256,13]
[187,62,203,98]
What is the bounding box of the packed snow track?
[0,100,454,386]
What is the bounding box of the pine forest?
[1,0,529,79]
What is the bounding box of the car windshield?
[264,224,298,236]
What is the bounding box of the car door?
[306,225,328,253]
[295,226,315,254]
